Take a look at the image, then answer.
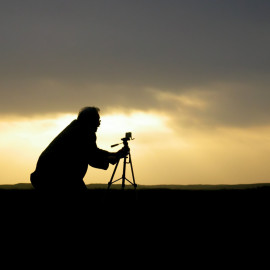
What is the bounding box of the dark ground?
[1,186,269,265]
[1,185,269,219]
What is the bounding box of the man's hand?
[108,147,129,165]
[108,154,118,165]
[117,146,129,159]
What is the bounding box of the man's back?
[31,119,105,190]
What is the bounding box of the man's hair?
[77,107,100,123]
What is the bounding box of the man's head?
[77,107,101,131]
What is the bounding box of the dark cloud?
[155,80,270,129]
[0,1,270,127]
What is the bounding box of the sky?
[1,0,270,185]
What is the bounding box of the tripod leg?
[121,155,127,189]
[108,159,119,189]
[129,153,137,188]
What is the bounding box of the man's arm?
[87,132,129,169]
[107,146,130,165]
[88,145,129,169]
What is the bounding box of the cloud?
[149,79,270,129]
[1,0,270,129]
[1,75,270,130]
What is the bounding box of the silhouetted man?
[30,107,127,191]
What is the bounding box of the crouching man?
[30,107,127,191]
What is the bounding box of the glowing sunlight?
[0,111,176,185]
[1,111,270,186]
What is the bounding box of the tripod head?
[111,132,135,148]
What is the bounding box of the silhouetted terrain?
[1,182,269,243]
[1,182,270,190]
[1,182,269,211]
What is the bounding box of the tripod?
[107,138,137,190]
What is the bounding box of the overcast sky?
[1,0,270,129]
[1,1,270,185]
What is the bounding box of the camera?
[111,132,134,148]
[125,132,132,140]
[122,132,133,142]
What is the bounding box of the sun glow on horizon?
[1,111,270,186]
[0,111,178,185]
